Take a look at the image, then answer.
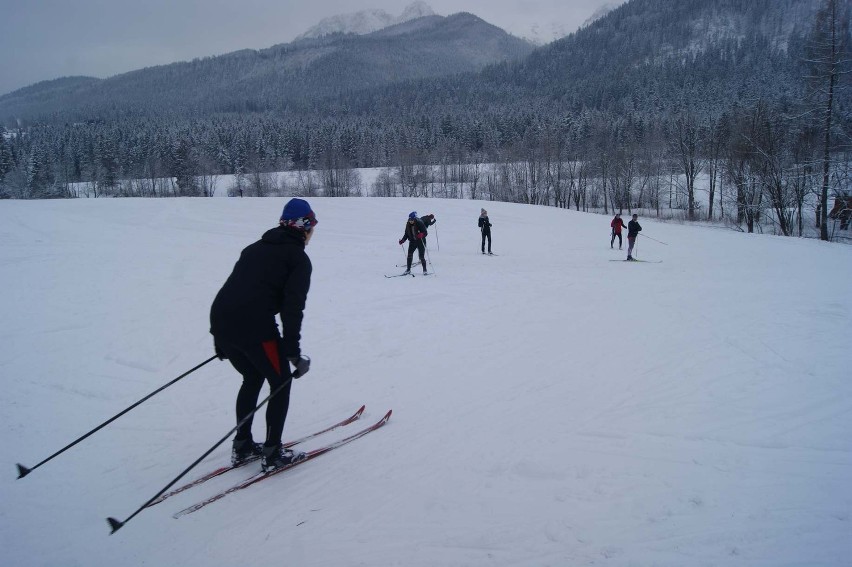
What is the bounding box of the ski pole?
[16,355,217,479]
[107,377,292,534]
[423,240,435,275]
[435,223,440,251]
[640,233,668,245]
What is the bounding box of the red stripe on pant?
[261,340,281,376]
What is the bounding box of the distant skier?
[627,213,642,260]
[420,213,436,230]
[610,213,626,249]
[399,211,428,274]
[478,208,492,255]
[420,214,436,244]
[210,198,317,473]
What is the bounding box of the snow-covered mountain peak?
[513,1,620,45]
[295,2,437,41]
[398,1,435,21]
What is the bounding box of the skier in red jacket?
[610,213,627,249]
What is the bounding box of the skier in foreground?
[478,208,492,254]
[210,198,317,472]
[399,211,429,274]
[627,213,642,260]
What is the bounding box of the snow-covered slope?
[2,197,850,566]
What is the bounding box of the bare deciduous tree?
[805,0,851,240]
[667,114,706,221]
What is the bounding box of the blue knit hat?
[279,198,318,230]
[408,211,417,219]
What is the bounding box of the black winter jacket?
[400,218,428,243]
[627,219,642,238]
[210,227,312,357]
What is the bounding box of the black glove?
[214,341,228,360]
[288,355,311,378]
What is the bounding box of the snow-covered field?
[1,197,850,566]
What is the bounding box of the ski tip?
[107,517,124,534]
[16,463,31,479]
[382,409,393,422]
[343,404,366,424]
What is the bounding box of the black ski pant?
[611,232,622,248]
[481,229,491,253]
[218,338,293,447]
[407,239,426,271]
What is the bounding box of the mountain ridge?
[0,11,533,122]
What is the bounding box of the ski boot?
[262,444,307,472]
[231,438,263,466]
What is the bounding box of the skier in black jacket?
[210,198,317,472]
[419,213,437,247]
[478,208,492,254]
[399,211,428,274]
[627,213,642,261]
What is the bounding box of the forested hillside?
[0,12,532,122]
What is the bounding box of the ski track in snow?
[1,197,851,567]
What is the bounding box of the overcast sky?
[0,0,621,96]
